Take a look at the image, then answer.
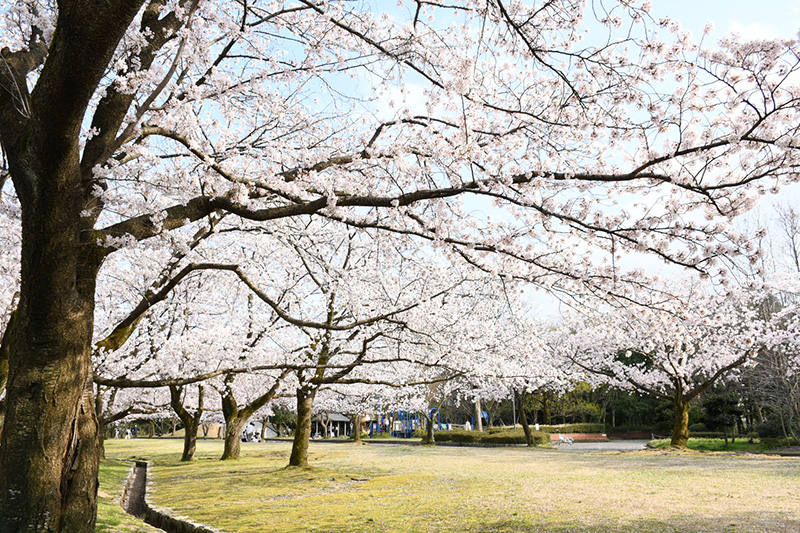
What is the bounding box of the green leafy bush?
[761,436,799,448]
[537,423,605,433]
[757,419,787,439]
[607,425,656,434]
[483,431,549,445]
[433,429,549,446]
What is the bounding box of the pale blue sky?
[649,0,799,40]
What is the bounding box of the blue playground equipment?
[366,409,444,438]
[391,410,418,438]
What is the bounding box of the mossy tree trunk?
[221,417,246,461]
[289,387,317,467]
[542,392,552,425]
[261,416,269,441]
[0,1,184,528]
[219,372,287,460]
[0,306,15,439]
[351,413,363,443]
[474,400,483,431]
[516,390,534,447]
[423,413,435,445]
[219,382,246,461]
[169,385,204,462]
[670,397,691,448]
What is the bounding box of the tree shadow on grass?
[477,512,800,533]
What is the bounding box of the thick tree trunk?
[0,2,149,529]
[0,307,15,439]
[96,390,107,460]
[169,385,204,461]
[474,400,483,431]
[352,413,363,443]
[182,418,200,461]
[516,391,534,447]
[542,392,552,424]
[0,185,102,531]
[261,416,269,441]
[289,388,317,467]
[221,418,247,461]
[218,373,287,460]
[670,399,691,448]
[423,414,435,445]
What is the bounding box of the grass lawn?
[104,438,800,533]
[96,457,162,533]
[648,438,770,453]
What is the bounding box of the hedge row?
[486,423,606,434]
[536,423,606,434]
[433,429,550,446]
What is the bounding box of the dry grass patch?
[104,439,800,532]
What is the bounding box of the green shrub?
[537,423,605,433]
[434,430,479,443]
[761,436,799,448]
[608,425,655,434]
[757,419,786,439]
[688,422,708,432]
[433,429,549,446]
[482,430,549,445]
[480,431,526,444]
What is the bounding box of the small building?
[312,413,351,438]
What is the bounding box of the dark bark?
[352,413,363,443]
[289,388,317,467]
[95,389,108,460]
[516,390,534,447]
[169,385,204,461]
[219,372,287,460]
[220,389,246,461]
[221,418,246,461]
[670,398,691,448]
[0,1,161,530]
[474,400,483,431]
[542,392,552,425]
[423,413,435,445]
[261,416,269,441]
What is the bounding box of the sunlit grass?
[96,457,161,533]
[648,438,769,452]
[104,438,800,532]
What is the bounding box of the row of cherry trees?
[92,254,800,454]
[1,0,799,530]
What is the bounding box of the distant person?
[464,420,472,431]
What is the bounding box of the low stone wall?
[121,460,225,533]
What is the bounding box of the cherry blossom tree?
[93,264,294,460]
[553,284,774,447]
[237,224,470,467]
[2,0,800,528]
